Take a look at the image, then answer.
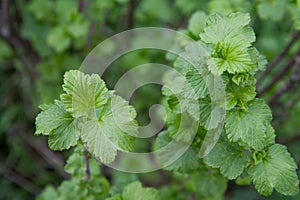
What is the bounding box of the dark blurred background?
[1,0,300,199]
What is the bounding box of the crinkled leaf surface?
[225,99,272,150]
[35,101,80,150]
[81,95,137,164]
[248,144,299,196]
[204,136,250,179]
[61,70,108,118]
[154,131,200,173]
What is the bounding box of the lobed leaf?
[204,136,250,179]
[81,95,137,164]
[225,99,272,150]
[35,101,80,150]
[248,144,299,196]
[60,70,108,118]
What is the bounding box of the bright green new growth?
[37,145,110,200]
[158,12,299,197]
[35,12,299,199]
[248,144,299,196]
[35,70,137,164]
[60,70,108,118]
[202,13,298,196]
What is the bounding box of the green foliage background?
[1,0,300,199]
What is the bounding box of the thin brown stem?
[0,0,10,39]
[279,134,300,146]
[268,54,300,107]
[0,163,41,195]
[258,58,295,96]
[127,0,136,30]
[84,146,91,181]
[257,31,300,85]
[78,0,85,12]
[285,93,300,108]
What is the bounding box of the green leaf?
[235,172,252,186]
[184,170,227,199]
[225,81,256,110]
[175,0,204,14]
[162,72,200,120]
[248,144,299,196]
[123,181,160,200]
[0,39,13,59]
[198,123,223,158]
[53,175,109,199]
[66,15,89,39]
[154,131,200,173]
[172,42,210,74]
[60,70,108,118]
[35,101,68,135]
[248,47,267,73]
[257,0,286,21]
[106,194,123,200]
[81,95,137,164]
[28,0,54,21]
[64,146,85,177]
[188,11,207,37]
[204,136,250,179]
[208,0,251,16]
[186,67,209,99]
[207,44,254,75]
[231,73,256,87]
[198,97,225,130]
[201,13,255,49]
[225,99,272,150]
[264,123,276,147]
[47,26,71,53]
[55,0,78,22]
[64,145,101,178]
[35,101,80,150]
[167,112,198,143]
[290,5,300,30]
[48,116,79,150]
[37,185,58,200]
[200,13,256,75]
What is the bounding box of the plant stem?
[258,57,295,96]
[84,146,91,181]
[127,0,136,30]
[279,134,300,145]
[268,52,300,107]
[0,162,41,195]
[257,31,300,85]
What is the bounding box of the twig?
[285,93,300,108]
[257,31,300,85]
[22,135,70,179]
[84,146,90,181]
[99,8,110,38]
[0,163,41,195]
[0,0,40,119]
[78,0,85,12]
[258,57,295,96]
[0,0,10,39]
[126,0,136,30]
[7,121,68,179]
[279,134,300,145]
[268,54,300,107]
[0,0,39,64]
